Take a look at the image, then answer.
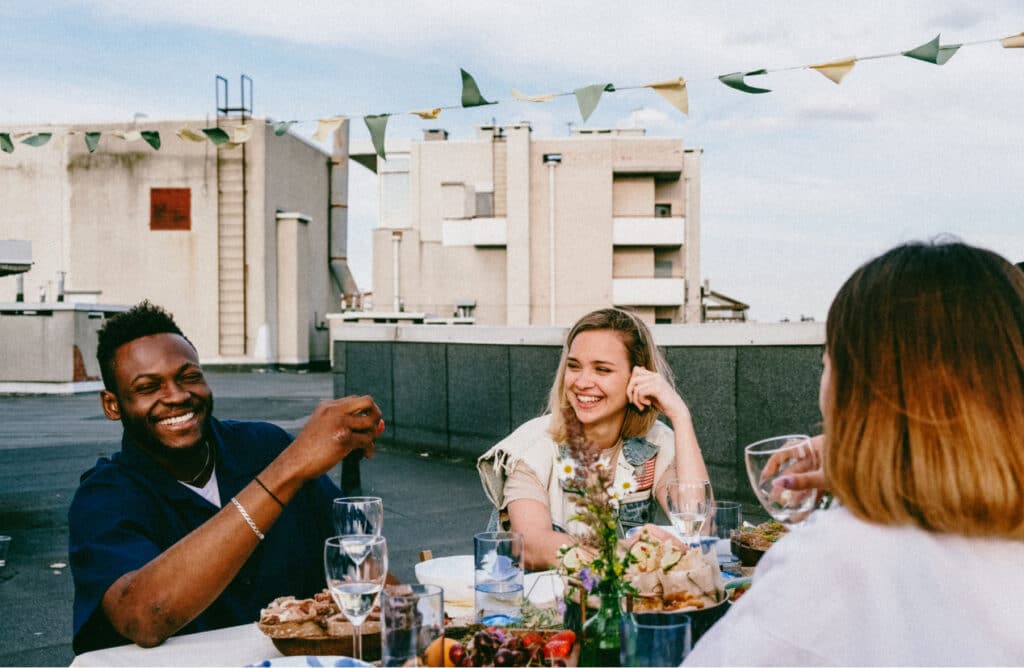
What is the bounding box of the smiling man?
[68,301,383,654]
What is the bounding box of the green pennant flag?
[140,131,161,150]
[364,114,389,161]
[202,127,231,145]
[718,69,772,94]
[460,68,494,107]
[84,132,101,153]
[574,83,614,122]
[22,133,52,147]
[902,34,960,64]
[1,133,14,154]
[272,121,297,136]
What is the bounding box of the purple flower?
[580,566,598,593]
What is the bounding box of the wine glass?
[333,496,384,536]
[744,434,818,526]
[324,534,388,661]
[663,478,712,548]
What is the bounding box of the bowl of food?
[414,554,475,608]
[257,591,381,659]
[731,520,788,567]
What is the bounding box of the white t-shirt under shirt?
[685,505,1024,666]
[180,468,221,507]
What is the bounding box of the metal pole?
[543,154,561,325]
[392,231,402,312]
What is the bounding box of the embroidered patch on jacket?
[633,458,656,491]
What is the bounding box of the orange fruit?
[425,636,458,667]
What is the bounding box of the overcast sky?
[2,1,1021,321]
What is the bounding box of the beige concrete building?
[0,119,358,367]
[352,124,701,326]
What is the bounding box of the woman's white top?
[685,505,1024,666]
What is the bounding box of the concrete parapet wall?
[0,303,128,393]
[332,321,825,504]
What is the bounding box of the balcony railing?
[612,277,686,306]
[612,217,684,247]
[442,217,507,247]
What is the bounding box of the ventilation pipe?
[391,231,402,312]
[329,119,360,305]
[543,153,562,325]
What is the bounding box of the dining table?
[69,622,282,667]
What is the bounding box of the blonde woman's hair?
[546,308,674,444]
[824,240,1024,539]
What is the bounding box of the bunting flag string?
[2,29,1020,155]
[808,58,857,84]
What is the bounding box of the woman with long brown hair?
[687,240,1024,665]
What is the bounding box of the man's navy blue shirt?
[69,418,341,654]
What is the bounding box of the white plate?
[415,555,564,608]
[415,555,475,606]
[248,657,371,667]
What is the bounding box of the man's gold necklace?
[188,440,213,486]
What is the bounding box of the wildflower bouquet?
[554,419,636,664]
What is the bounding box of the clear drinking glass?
[381,584,444,667]
[711,500,743,555]
[333,496,384,536]
[663,478,712,548]
[744,434,818,526]
[325,534,388,661]
[619,612,692,666]
[473,531,524,625]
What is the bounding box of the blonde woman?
[478,308,709,570]
[687,240,1024,665]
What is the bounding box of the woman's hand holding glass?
[745,435,820,526]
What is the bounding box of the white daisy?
[556,456,577,482]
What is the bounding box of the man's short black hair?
[97,300,193,391]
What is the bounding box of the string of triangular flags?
[2,31,1021,158]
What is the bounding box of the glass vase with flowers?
[556,420,638,667]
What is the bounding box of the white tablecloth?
[70,623,282,667]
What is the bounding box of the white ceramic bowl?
[414,555,475,606]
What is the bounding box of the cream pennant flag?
[230,124,254,144]
[511,88,558,103]
[313,117,345,142]
[412,108,442,120]
[177,127,207,142]
[113,130,142,142]
[12,131,34,141]
[808,58,856,84]
[644,77,689,115]
[1001,32,1024,48]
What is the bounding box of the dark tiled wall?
[335,340,823,499]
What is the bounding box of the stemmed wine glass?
[744,434,819,526]
[324,534,388,661]
[663,478,712,548]
[333,496,384,536]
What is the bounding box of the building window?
[654,203,672,217]
[150,188,191,231]
[475,191,494,217]
[655,260,673,278]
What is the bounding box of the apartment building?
[0,119,358,366]
[353,124,701,325]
